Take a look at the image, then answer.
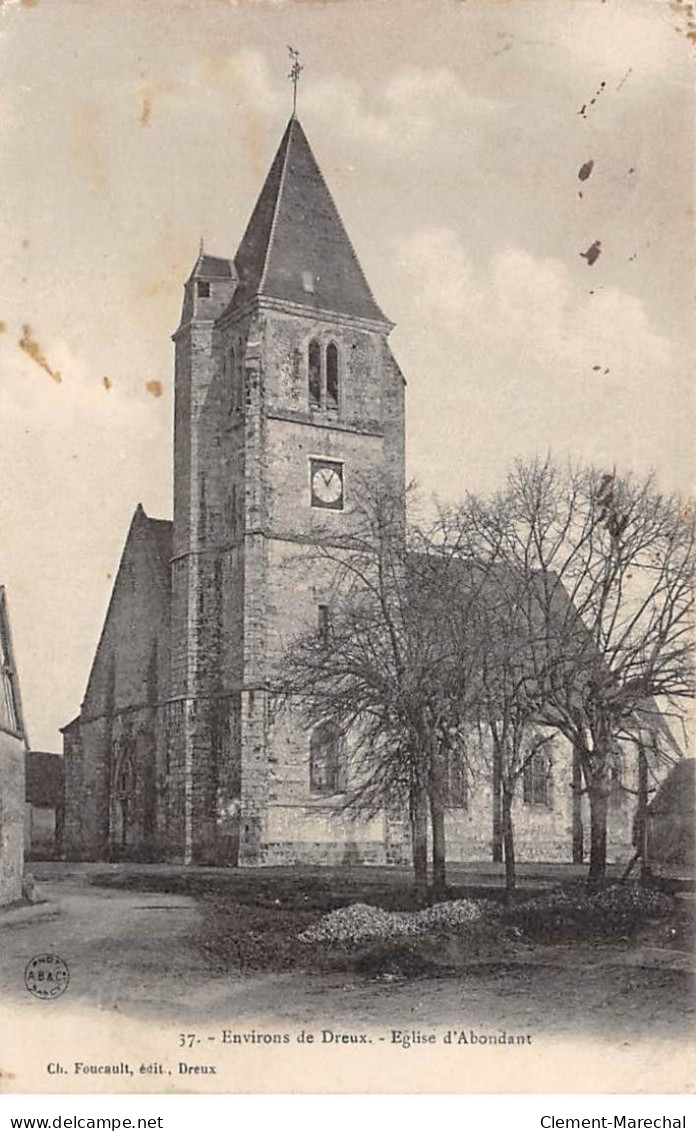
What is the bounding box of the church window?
[443,750,468,809]
[114,749,136,851]
[523,751,553,807]
[197,280,211,298]
[308,340,322,407]
[116,754,134,797]
[326,343,339,409]
[0,614,19,734]
[310,722,346,795]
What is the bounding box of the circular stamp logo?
[24,954,70,1000]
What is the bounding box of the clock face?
[310,459,344,510]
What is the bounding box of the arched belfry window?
[308,340,322,408]
[310,722,346,795]
[326,343,339,409]
[308,340,341,412]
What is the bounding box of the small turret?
[177,246,237,331]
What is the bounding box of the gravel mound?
[298,899,484,946]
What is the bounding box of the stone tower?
[169,116,406,865]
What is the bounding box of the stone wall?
[232,304,406,865]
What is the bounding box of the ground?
[0,862,692,1042]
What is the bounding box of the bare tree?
[475,457,695,883]
[274,475,486,898]
[468,558,553,898]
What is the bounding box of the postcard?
[0,0,694,1096]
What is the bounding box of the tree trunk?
[571,743,584,864]
[410,784,429,901]
[501,786,516,902]
[492,742,503,863]
[637,746,651,885]
[429,789,447,898]
[587,786,609,886]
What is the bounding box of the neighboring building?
[61,114,671,868]
[646,758,695,874]
[0,586,28,904]
[25,751,64,860]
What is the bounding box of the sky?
[0,0,693,751]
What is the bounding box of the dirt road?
[0,866,691,1041]
[1,869,211,1019]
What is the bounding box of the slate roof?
[192,254,234,280]
[648,758,694,816]
[406,554,686,749]
[144,515,173,578]
[230,117,387,324]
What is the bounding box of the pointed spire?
[231,117,388,324]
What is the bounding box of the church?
[61,112,647,868]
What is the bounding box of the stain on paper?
[578,81,606,118]
[18,324,62,383]
[71,104,109,198]
[145,380,163,398]
[580,240,602,266]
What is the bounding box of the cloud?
[303,66,501,157]
[396,227,687,495]
[188,48,501,162]
[399,228,672,376]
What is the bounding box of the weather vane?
[287,46,303,117]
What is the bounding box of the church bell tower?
[170,112,406,865]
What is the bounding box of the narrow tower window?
[308,340,322,408]
[310,722,346,795]
[326,343,339,409]
[197,280,211,298]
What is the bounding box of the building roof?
[230,117,388,324]
[406,553,687,751]
[143,514,173,577]
[190,253,235,280]
[648,758,695,816]
[25,751,64,807]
